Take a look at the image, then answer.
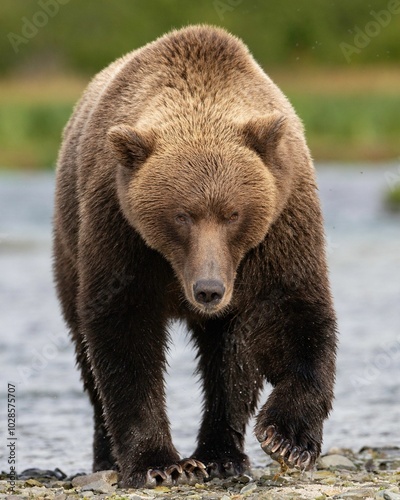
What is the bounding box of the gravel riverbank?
[1,447,399,500]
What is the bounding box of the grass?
[291,93,400,161]
[0,101,73,168]
[384,185,400,212]
[0,76,86,169]
[0,67,399,169]
[273,66,400,161]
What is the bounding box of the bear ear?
[241,113,286,161]
[107,124,154,168]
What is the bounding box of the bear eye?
[228,212,239,223]
[175,213,190,225]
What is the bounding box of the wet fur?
[53,25,337,487]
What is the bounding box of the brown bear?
[53,25,337,488]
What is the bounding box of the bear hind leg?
[53,235,116,471]
[79,347,117,472]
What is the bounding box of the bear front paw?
[256,425,318,471]
[123,458,208,488]
[196,454,250,479]
[191,445,250,479]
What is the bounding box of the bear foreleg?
[253,296,337,471]
[190,316,264,478]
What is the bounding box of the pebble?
[5,448,400,499]
[233,474,252,484]
[339,489,376,498]
[71,470,118,494]
[240,482,258,494]
[24,479,43,487]
[71,470,118,487]
[3,497,28,500]
[19,468,67,481]
[376,491,400,500]
[25,485,53,496]
[318,453,357,470]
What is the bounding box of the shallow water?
[0,165,399,474]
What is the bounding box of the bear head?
[108,114,286,316]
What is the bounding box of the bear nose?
[193,280,225,306]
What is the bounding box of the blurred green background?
[0,0,399,169]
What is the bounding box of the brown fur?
[53,25,337,487]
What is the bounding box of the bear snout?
[193,279,225,307]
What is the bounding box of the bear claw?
[204,459,246,479]
[288,447,301,463]
[298,451,312,469]
[279,440,292,458]
[259,426,316,472]
[260,425,276,445]
[222,461,236,476]
[271,437,284,453]
[145,469,166,487]
[144,459,207,487]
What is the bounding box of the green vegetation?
[0,0,399,168]
[1,0,400,75]
[384,185,400,212]
[1,68,399,169]
[0,77,84,169]
[0,101,71,169]
[290,92,400,161]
